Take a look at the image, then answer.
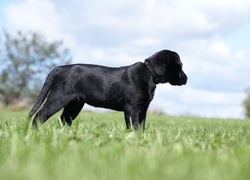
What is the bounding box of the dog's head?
[147,50,187,86]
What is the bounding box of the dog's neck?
[144,59,168,84]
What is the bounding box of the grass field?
[0,110,250,180]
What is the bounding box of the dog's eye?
[172,63,182,71]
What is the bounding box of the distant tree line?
[244,89,250,118]
[0,30,71,107]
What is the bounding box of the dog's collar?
[144,59,168,84]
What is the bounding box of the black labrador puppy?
[29,50,187,130]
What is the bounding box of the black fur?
[29,50,187,130]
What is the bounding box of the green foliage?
[0,111,250,180]
[0,30,71,106]
[244,90,250,118]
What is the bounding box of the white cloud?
[3,0,250,118]
[152,85,245,118]
[5,0,61,37]
[4,0,78,55]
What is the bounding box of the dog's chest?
[149,87,156,102]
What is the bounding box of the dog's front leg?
[139,108,148,131]
[124,113,139,129]
[131,113,140,130]
[124,108,140,130]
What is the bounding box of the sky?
[0,0,250,118]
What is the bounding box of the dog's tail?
[28,68,57,118]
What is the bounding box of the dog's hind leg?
[60,100,85,126]
[32,91,72,126]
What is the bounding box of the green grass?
[0,110,250,180]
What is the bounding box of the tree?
[243,89,250,118]
[0,30,71,106]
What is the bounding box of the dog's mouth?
[169,71,187,86]
[170,79,187,86]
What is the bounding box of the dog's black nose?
[179,71,187,85]
[181,72,187,85]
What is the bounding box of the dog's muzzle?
[170,70,187,86]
